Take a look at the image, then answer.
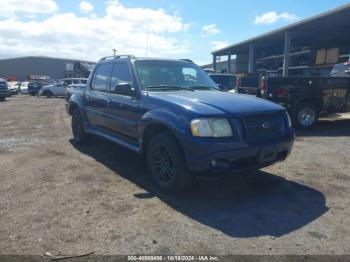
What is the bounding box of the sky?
[0,0,349,65]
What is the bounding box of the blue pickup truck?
[67,55,294,192]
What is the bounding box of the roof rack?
[180,59,194,63]
[99,55,136,62]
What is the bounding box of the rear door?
[85,63,113,129]
[104,62,140,140]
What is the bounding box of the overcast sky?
[0,0,349,65]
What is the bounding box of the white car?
[8,81,21,95]
[19,82,29,94]
[39,78,87,97]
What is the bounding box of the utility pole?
[113,49,117,57]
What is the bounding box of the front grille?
[0,84,7,90]
[242,113,284,139]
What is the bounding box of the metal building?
[0,56,96,81]
[212,3,350,77]
[201,58,236,74]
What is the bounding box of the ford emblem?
[262,121,273,129]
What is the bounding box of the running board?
[85,126,141,153]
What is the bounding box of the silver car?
[39,78,87,97]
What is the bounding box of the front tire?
[147,132,194,192]
[292,102,319,129]
[43,90,53,98]
[71,109,89,144]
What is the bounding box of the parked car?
[0,78,9,101]
[28,79,56,96]
[259,75,350,128]
[65,83,86,101]
[67,55,294,192]
[7,81,20,95]
[39,78,88,97]
[209,73,237,91]
[28,81,44,96]
[19,82,29,94]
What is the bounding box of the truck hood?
[149,90,284,116]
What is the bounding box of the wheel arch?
[43,89,53,95]
[292,97,322,113]
[68,102,79,115]
[68,95,85,116]
[141,122,186,157]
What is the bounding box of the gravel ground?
[0,95,350,255]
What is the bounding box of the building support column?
[248,42,255,74]
[283,31,291,77]
[227,53,232,74]
[212,55,217,72]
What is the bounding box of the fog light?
[211,160,217,167]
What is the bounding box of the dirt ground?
[1,95,350,255]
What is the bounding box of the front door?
[104,62,140,140]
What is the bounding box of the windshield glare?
[134,60,218,90]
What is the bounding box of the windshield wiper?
[189,85,220,90]
[144,85,194,92]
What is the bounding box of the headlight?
[191,118,233,137]
[285,111,292,128]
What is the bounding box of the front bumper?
[184,131,294,173]
[0,90,9,97]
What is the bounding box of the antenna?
[112,49,117,57]
[145,23,149,58]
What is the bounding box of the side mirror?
[111,82,136,96]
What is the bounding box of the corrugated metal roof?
[0,55,95,64]
[212,3,350,55]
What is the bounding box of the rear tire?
[0,97,5,101]
[147,132,194,192]
[71,109,90,144]
[292,102,319,129]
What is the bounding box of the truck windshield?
[134,60,218,91]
